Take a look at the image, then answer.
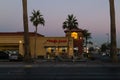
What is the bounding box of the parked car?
[0,51,9,60]
[9,53,23,61]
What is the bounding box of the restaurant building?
[0,28,83,59]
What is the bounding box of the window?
[59,47,67,53]
[71,32,78,39]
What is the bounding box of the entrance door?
[45,47,56,59]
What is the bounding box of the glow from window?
[71,32,78,39]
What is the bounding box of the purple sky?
[0,0,120,47]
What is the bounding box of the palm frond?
[63,14,78,30]
[30,10,45,27]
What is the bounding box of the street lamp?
[106,33,109,44]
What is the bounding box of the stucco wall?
[0,35,74,58]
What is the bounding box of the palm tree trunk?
[34,26,37,59]
[22,0,31,62]
[109,0,118,63]
[86,37,87,48]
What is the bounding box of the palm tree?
[30,10,45,58]
[63,14,78,30]
[83,29,91,48]
[63,14,78,56]
[22,0,31,62]
[109,0,118,62]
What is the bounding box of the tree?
[83,29,91,48]
[30,10,45,58]
[101,43,110,52]
[62,14,78,55]
[22,0,31,62]
[63,14,78,30]
[109,0,118,62]
[89,47,94,53]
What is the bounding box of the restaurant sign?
[47,40,67,43]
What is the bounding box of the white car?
[9,53,23,61]
[9,54,18,61]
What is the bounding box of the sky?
[0,0,120,48]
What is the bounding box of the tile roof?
[0,32,44,37]
[64,28,83,33]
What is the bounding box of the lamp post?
[106,33,109,44]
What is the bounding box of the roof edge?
[0,32,44,37]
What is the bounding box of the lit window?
[71,32,78,39]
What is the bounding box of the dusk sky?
[0,0,120,47]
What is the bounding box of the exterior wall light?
[19,41,22,43]
[80,37,83,40]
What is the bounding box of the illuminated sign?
[47,40,67,43]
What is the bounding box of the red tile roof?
[0,32,44,37]
[64,28,83,33]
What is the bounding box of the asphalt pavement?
[0,61,120,80]
[0,60,120,68]
[0,60,120,80]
